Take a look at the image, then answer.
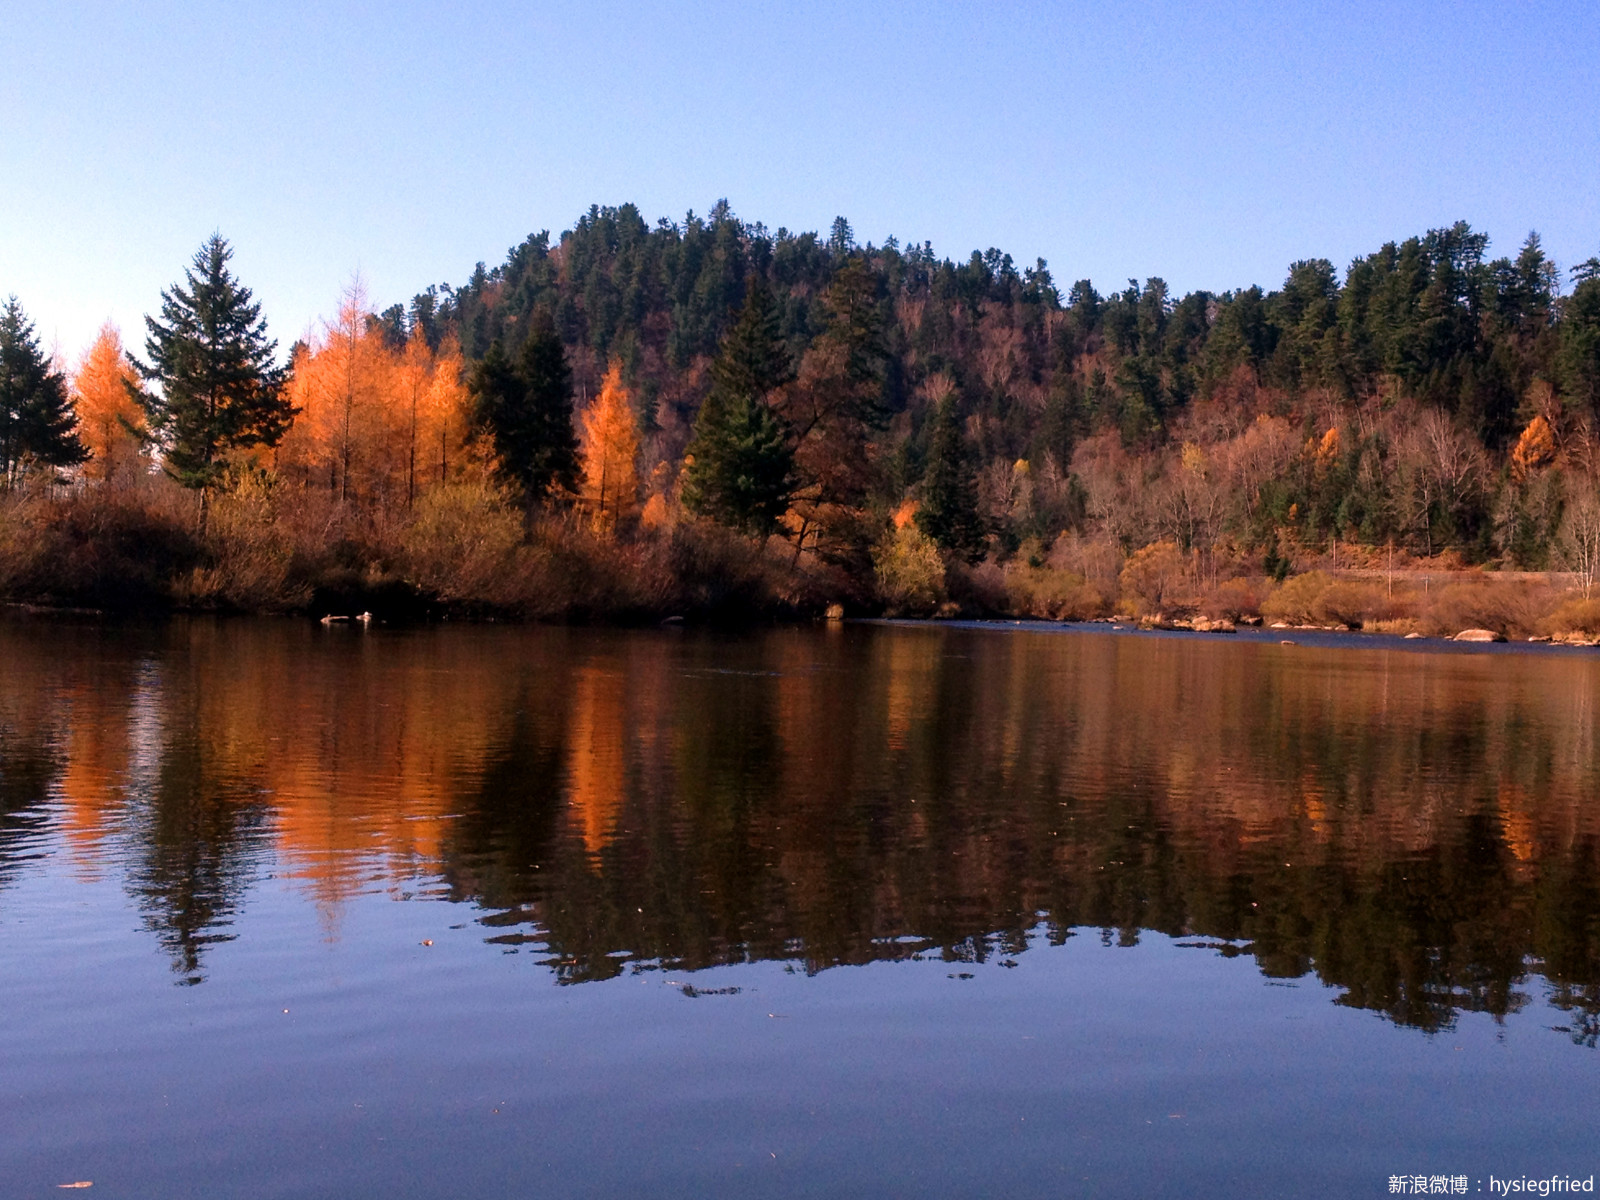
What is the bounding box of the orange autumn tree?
[394,324,432,505]
[280,283,476,509]
[281,281,403,504]
[1510,414,1556,481]
[579,363,640,533]
[72,324,146,481]
[412,330,473,495]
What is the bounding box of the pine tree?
[682,279,796,536]
[132,235,292,505]
[0,297,86,487]
[915,394,985,561]
[470,309,578,512]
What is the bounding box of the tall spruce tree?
[682,279,796,535]
[132,235,291,507]
[470,309,578,512]
[1562,258,1600,419]
[0,297,86,487]
[915,394,985,561]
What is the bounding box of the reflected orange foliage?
[566,666,629,857]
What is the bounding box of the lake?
[1,616,1596,1198]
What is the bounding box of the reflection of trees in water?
[9,617,1600,1034]
[440,629,1600,1037]
[125,727,272,985]
[0,717,60,891]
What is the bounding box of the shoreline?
[864,616,1600,657]
[11,601,1600,660]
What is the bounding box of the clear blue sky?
[2,1,1597,359]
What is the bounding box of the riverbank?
[7,478,1600,640]
[0,479,838,624]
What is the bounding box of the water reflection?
[3,616,1599,1038]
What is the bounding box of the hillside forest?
[4,203,1600,634]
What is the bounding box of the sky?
[2,1,1597,361]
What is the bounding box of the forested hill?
[384,201,1600,568]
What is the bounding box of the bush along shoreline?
[0,477,841,625]
[6,474,1600,645]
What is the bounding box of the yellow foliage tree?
[72,323,145,481]
[579,363,639,534]
[1118,540,1187,614]
[1510,414,1556,481]
[1311,426,1341,474]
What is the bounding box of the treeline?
[402,204,1600,567]
[4,206,1600,621]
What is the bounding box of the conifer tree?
[132,235,292,507]
[0,297,86,487]
[470,309,578,512]
[73,323,145,481]
[1562,259,1600,418]
[915,393,985,561]
[682,279,796,536]
[579,362,640,534]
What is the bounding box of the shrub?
[873,523,946,615]
[175,476,308,611]
[399,482,523,607]
[1420,580,1555,638]
[1260,571,1332,625]
[1313,581,1395,628]
[1541,595,1600,637]
[1004,562,1110,620]
[0,482,199,610]
[1118,541,1188,615]
[1200,576,1267,622]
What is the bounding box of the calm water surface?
[1,617,1597,1198]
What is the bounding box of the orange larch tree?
[72,323,146,481]
[281,281,402,504]
[396,324,432,505]
[578,362,640,534]
[416,331,473,492]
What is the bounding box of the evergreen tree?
[682,279,796,535]
[915,394,985,561]
[132,235,291,501]
[0,297,86,487]
[1561,259,1600,419]
[470,309,578,510]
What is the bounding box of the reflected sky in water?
[1,617,1597,1197]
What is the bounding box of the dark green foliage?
[1561,260,1600,418]
[682,279,796,535]
[470,309,579,509]
[132,235,291,493]
[916,395,985,561]
[0,297,85,486]
[820,257,889,401]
